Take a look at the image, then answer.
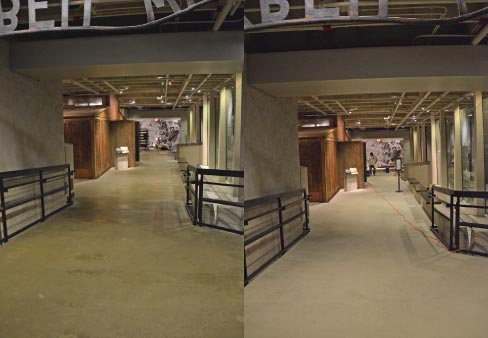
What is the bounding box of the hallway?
[245,174,488,338]
[0,151,243,338]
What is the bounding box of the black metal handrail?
[431,185,488,255]
[0,164,74,244]
[244,188,310,286]
[184,165,244,235]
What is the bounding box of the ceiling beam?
[173,74,193,109]
[188,74,213,101]
[213,0,234,31]
[300,101,328,116]
[311,96,337,114]
[335,100,350,115]
[69,80,99,95]
[387,92,405,129]
[395,92,431,130]
[103,81,119,93]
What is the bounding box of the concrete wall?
[0,40,64,172]
[350,129,412,163]
[244,83,301,200]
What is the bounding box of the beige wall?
[244,82,301,200]
[0,40,65,172]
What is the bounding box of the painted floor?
[0,151,243,338]
[245,173,488,338]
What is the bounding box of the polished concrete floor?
[245,173,488,338]
[0,151,243,338]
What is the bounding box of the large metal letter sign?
[144,0,165,22]
[260,0,289,22]
[0,0,19,33]
[305,0,339,19]
[246,0,488,32]
[28,0,55,30]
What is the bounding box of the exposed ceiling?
[245,1,488,52]
[298,91,476,130]
[63,73,235,109]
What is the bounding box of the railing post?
[39,170,46,222]
[185,166,190,207]
[430,186,435,230]
[193,170,198,225]
[303,190,310,232]
[449,193,454,250]
[244,249,249,286]
[455,195,461,250]
[0,178,8,243]
[67,165,73,206]
[197,172,204,226]
[278,197,285,252]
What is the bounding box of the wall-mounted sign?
[0,0,214,36]
[245,0,488,32]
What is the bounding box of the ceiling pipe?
[213,0,234,31]
[472,24,488,45]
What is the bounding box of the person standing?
[368,152,378,176]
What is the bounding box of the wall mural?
[360,138,404,168]
[134,118,181,150]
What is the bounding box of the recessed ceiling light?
[157,76,163,79]
[191,87,195,91]
[185,95,189,99]
[197,90,201,93]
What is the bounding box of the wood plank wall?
[110,120,136,168]
[299,138,323,202]
[94,119,111,177]
[298,129,339,203]
[337,141,366,190]
[64,118,93,179]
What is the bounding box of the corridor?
[0,151,243,338]
[245,175,488,338]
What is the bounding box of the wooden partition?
[64,115,111,179]
[299,128,339,203]
[110,120,136,168]
[337,141,366,190]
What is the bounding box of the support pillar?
[218,87,228,170]
[233,73,243,171]
[202,95,209,166]
[208,92,217,168]
[421,122,427,162]
[474,91,485,213]
[439,111,448,188]
[195,103,202,143]
[431,113,438,185]
[454,105,463,191]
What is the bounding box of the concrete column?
[454,105,463,191]
[202,95,209,166]
[421,122,427,162]
[474,91,485,213]
[208,93,217,168]
[232,73,243,171]
[195,103,202,143]
[431,113,438,185]
[439,111,448,187]
[218,87,228,170]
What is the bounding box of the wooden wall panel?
[64,118,93,179]
[337,142,366,190]
[94,119,111,178]
[323,138,340,202]
[299,138,323,202]
[110,120,136,168]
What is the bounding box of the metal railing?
[0,164,74,244]
[431,185,488,256]
[244,188,310,285]
[184,165,244,235]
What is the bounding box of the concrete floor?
[0,151,243,338]
[245,173,488,338]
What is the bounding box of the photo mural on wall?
[360,138,404,167]
[135,118,181,150]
